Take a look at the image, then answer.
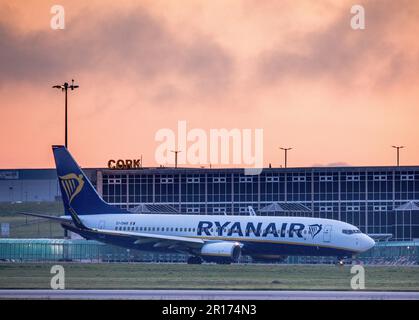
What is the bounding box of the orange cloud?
[1,1,419,169]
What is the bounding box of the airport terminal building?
[1,166,419,241]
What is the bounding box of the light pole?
[170,150,181,168]
[53,79,79,149]
[392,145,404,167]
[279,147,292,168]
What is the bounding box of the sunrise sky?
[1,0,419,169]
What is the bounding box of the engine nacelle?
[200,242,241,263]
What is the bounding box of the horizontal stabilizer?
[17,212,72,225]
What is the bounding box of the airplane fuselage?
[61,213,375,259]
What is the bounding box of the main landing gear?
[187,256,203,264]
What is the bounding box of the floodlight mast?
[279,147,292,168]
[52,79,79,149]
[392,145,404,167]
[171,150,181,168]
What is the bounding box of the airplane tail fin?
[52,145,128,216]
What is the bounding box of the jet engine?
[200,242,241,263]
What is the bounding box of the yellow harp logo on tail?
[59,173,84,204]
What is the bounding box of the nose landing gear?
[335,256,345,266]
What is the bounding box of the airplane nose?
[361,235,375,251]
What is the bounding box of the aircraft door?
[323,225,332,242]
[98,220,106,230]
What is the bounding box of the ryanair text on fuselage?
[197,221,323,239]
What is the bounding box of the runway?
[1,289,418,300]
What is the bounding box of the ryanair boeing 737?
[20,146,375,264]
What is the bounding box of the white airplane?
[20,146,375,264]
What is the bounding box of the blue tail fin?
[52,145,128,215]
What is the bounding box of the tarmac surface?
[1,289,419,300]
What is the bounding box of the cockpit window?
[342,229,361,235]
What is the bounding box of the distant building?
[0,169,60,202]
[0,169,97,202]
[1,166,419,241]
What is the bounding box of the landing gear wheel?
[187,256,202,264]
[335,257,345,266]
